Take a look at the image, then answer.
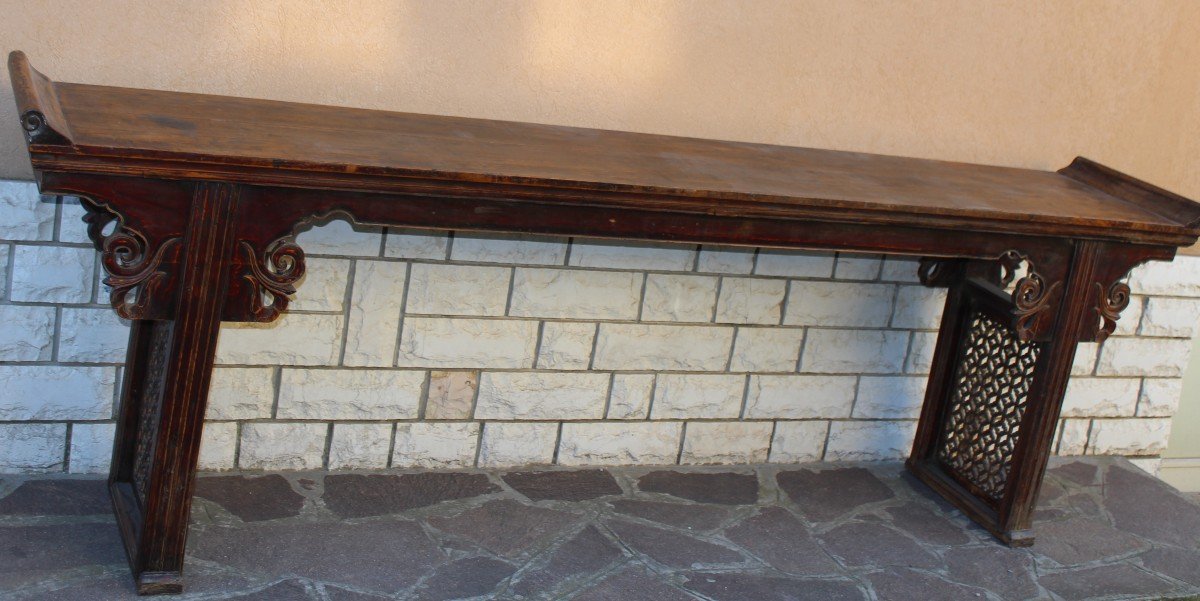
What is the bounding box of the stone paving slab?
[0,458,1197,600]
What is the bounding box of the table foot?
[136,572,184,596]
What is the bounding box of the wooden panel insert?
[937,300,1041,505]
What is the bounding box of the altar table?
[9,50,1200,594]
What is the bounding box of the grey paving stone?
[723,507,841,575]
[1032,507,1069,522]
[1049,461,1099,487]
[7,571,137,599]
[608,499,731,531]
[502,469,622,502]
[1039,563,1175,601]
[943,545,1039,600]
[817,522,940,569]
[0,523,123,589]
[324,588,392,601]
[867,568,989,601]
[9,566,268,601]
[1036,491,1104,522]
[606,520,744,569]
[637,471,759,505]
[682,572,867,601]
[413,556,516,601]
[572,564,700,601]
[776,467,894,521]
[0,479,110,516]
[225,580,320,600]
[4,458,1197,601]
[1032,517,1148,566]
[322,473,499,518]
[882,503,971,546]
[10,574,139,601]
[188,519,445,594]
[1036,477,1068,504]
[427,499,580,558]
[897,470,960,514]
[1063,492,1103,517]
[512,525,623,597]
[1104,465,1200,548]
[1139,546,1200,588]
[194,474,305,522]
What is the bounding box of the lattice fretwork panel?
[133,321,173,505]
[937,309,1041,502]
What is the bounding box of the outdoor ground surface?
[0,457,1198,600]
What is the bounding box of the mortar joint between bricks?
[334,259,358,366]
[390,262,414,368]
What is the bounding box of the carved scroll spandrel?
[1093,280,1131,343]
[1011,270,1062,343]
[919,250,1064,342]
[234,237,307,322]
[80,199,183,320]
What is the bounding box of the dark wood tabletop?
[12,52,1200,246]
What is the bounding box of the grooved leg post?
[996,242,1098,537]
[107,183,240,595]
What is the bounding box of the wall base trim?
[1159,457,1200,492]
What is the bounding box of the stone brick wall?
[0,180,1197,475]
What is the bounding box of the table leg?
[107,183,240,595]
[908,241,1100,545]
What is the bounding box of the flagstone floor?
[1,457,1198,600]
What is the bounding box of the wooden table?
[10,51,1200,595]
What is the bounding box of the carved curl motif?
[19,110,70,146]
[103,233,181,320]
[1094,281,1131,343]
[1003,251,1062,342]
[80,200,181,319]
[1012,271,1060,341]
[239,238,306,321]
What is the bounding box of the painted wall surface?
[1,1,1199,480]
[1,1,1199,194]
[1163,336,1200,490]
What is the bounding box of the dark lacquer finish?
[9,50,1200,594]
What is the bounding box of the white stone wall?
[0,180,1196,475]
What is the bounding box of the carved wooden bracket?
[920,251,1063,342]
[78,202,309,323]
[47,175,310,324]
[1093,280,1131,343]
[1081,245,1166,343]
[232,237,307,322]
[80,199,183,320]
[1008,259,1062,343]
[921,245,1172,344]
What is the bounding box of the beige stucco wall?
[1164,336,1200,490]
[2,1,1199,191]
[2,0,1199,478]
